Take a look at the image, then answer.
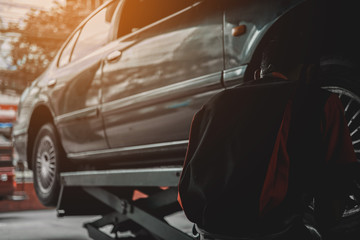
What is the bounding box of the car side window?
[71,1,118,62]
[58,30,80,68]
[118,0,194,38]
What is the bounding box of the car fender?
[223,0,313,85]
[13,85,56,166]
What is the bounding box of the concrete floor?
[0,209,193,240]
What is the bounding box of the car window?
[118,0,194,38]
[71,1,118,62]
[58,30,80,68]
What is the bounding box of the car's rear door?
[100,0,224,160]
[50,1,119,155]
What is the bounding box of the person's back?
[178,76,357,239]
[178,79,295,235]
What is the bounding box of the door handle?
[106,50,122,62]
[47,79,57,87]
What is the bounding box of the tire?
[321,56,360,218]
[32,123,62,207]
[321,57,359,163]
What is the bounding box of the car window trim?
[56,0,120,68]
[57,28,82,68]
[68,28,83,64]
[52,40,112,76]
[115,0,201,41]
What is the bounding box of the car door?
[49,1,119,155]
[100,0,224,159]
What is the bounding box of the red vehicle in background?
[0,104,17,200]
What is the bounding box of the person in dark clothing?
[178,21,358,239]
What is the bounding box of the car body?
[14,0,306,164]
[12,0,360,207]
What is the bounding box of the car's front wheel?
[32,123,62,207]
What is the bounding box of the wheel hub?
[40,152,51,178]
[36,136,56,195]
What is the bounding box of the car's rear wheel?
[32,123,62,207]
[320,57,360,236]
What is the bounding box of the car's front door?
[100,0,225,160]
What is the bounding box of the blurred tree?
[6,1,91,87]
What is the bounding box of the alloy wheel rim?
[323,86,360,217]
[36,135,56,195]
